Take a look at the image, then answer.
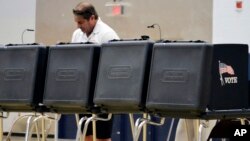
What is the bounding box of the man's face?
[74,15,95,36]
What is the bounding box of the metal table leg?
[75,116,87,141]
[54,114,61,141]
[143,113,147,141]
[92,114,97,141]
[0,112,3,141]
[28,115,43,141]
[41,115,46,141]
[27,114,56,141]
[166,118,175,141]
[198,120,209,141]
[133,115,165,141]
[82,115,94,141]
[82,114,112,141]
[134,118,147,141]
[25,116,34,141]
[5,114,34,141]
[129,114,135,136]
[184,119,192,141]
[198,120,203,141]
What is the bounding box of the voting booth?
[94,40,154,113]
[43,43,100,113]
[146,42,248,118]
[0,44,48,111]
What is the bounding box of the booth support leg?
[92,114,97,141]
[54,114,61,141]
[75,116,87,141]
[75,114,82,141]
[143,113,147,141]
[198,120,203,141]
[25,116,34,141]
[166,118,175,141]
[0,112,3,141]
[41,115,46,141]
[129,114,135,135]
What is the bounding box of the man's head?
[73,2,99,36]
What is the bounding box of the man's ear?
[90,15,95,21]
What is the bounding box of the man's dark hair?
[73,2,98,20]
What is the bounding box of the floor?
[3,136,74,141]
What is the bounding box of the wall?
[35,1,212,140]
[0,0,214,138]
[0,0,36,133]
[0,0,55,135]
[0,0,36,44]
[213,0,250,79]
[213,0,250,45]
[36,0,212,45]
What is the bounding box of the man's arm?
[71,29,83,43]
[101,31,119,43]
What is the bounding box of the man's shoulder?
[93,18,119,43]
[73,28,82,35]
[99,24,118,38]
[96,19,116,33]
[72,28,85,42]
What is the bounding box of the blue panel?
[58,114,77,139]
[111,114,122,140]
[58,114,179,140]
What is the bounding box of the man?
[71,2,119,141]
[72,2,119,44]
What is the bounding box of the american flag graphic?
[219,61,235,75]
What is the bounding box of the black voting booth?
[43,43,100,113]
[0,44,48,112]
[146,42,248,118]
[146,42,213,118]
[205,44,248,119]
[94,40,154,113]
